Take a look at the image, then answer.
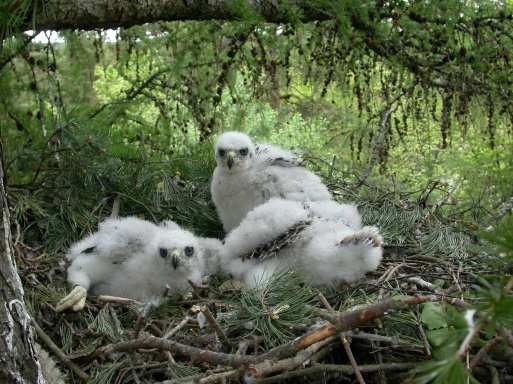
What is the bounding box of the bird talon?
[340,227,383,248]
[56,286,88,312]
[339,234,356,245]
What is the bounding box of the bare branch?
[469,336,502,369]
[32,319,90,381]
[318,292,365,384]
[253,362,417,384]
[27,0,331,31]
[247,337,336,379]
[99,294,435,371]
[201,306,232,351]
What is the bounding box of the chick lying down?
[57,217,221,312]
[221,199,383,288]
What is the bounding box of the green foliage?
[481,215,513,260]
[0,0,32,38]
[415,303,477,383]
[421,303,468,356]
[9,123,222,253]
[87,363,123,384]
[89,307,119,338]
[1,3,513,382]
[146,297,183,320]
[224,271,315,347]
[468,218,513,330]
[413,357,478,384]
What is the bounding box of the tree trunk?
[27,0,329,31]
[0,143,45,383]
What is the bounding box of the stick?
[98,336,256,367]
[164,317,190,339]
[356,90,406,188]
[317,295,435,329]
[201,305,232,351]
[371,332,386,384]
[377,263,405,283]
[469,336,502,369]
[236,339,251,356]
[407,276,440,293]
[458,319,481,359]
[187,280,202,300]
[97,295,142,306]
[415,311,432,357]
[247,337,336,378]
[317,292,333,311]
[32,319,90,381]
[158,369,241,384]
[340,333,366,384]
[498,326,513,348]
[318,293,365,384]
[253,362,417,384]
[348,331,423,352]
[99,295,436,368]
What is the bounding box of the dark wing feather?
[255,144,303,168]
[240,220,311,262]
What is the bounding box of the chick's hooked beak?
[226,150,236,169]
[170,249,181,269]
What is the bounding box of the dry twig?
[201,305,232,351]
[98,295,436,369]
[318,292,366,384]
[470,336,502,369]
[253,362,417,384]
[32,319,90,381]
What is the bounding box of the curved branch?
[98,295,435,368]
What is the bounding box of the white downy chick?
[57,217,220,311]
[220,198,383,288]
[211,132,332,232]
[307,200,362,230]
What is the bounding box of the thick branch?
[29,0,329,31]
[0,144,44,382]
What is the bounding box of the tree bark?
[0,142,45,383]
[28,0,329,31]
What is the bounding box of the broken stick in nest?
[96,294,435,381]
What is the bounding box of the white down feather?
[220,198,383,288]
[65,217,221,303]
[211,132,332,232]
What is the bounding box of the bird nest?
[17,236,501,383]
[13,177,510,383]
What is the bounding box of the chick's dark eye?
[239,148,248,156]
[184,246,194,257]
[218,149,226,157]
[159,248,168,258]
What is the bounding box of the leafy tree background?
[1,0,513,383]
